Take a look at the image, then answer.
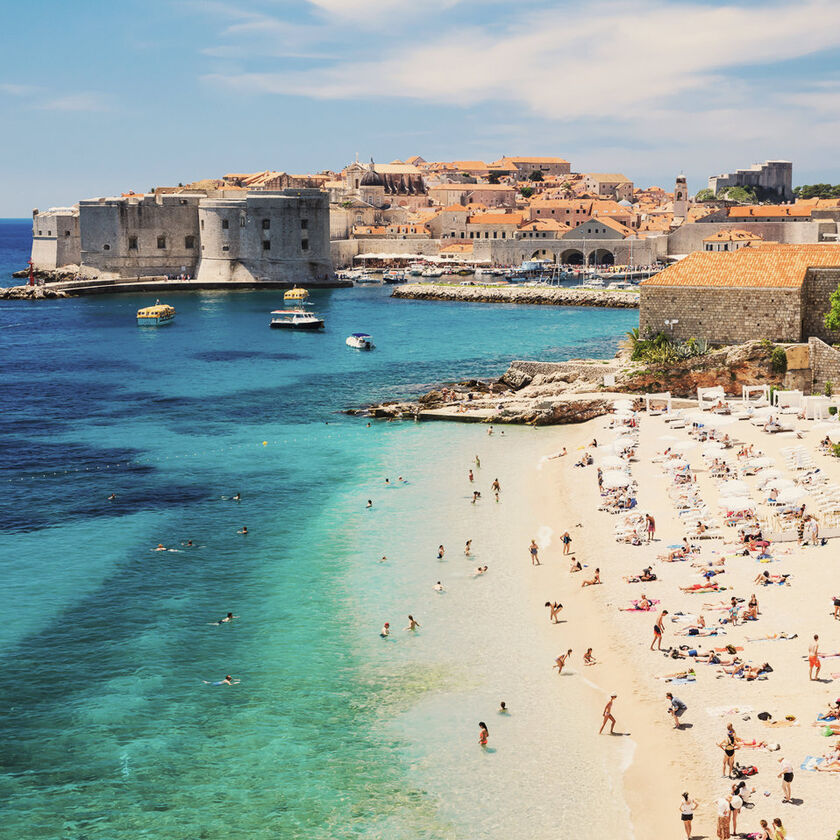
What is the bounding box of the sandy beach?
[522,403,840,839]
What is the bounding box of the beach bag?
[726,644,738,655]
[757,711,772,721]
[734,763,758,778]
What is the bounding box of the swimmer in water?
[154,543,167,551]
[437,545,445,559]
[478,721,489,747]
[232,493,241,501]
[378,555,387,563]
[237,526,248,535]
[465,539,472,556]
[499,701,508,714]
[183,539,194,547]
[475,455,481,468]
[398,476,405,483]
[487,426,494,436]
[404,615,421,631]
[214,612,238,625]
[204,675,240,686]
[434,581,444,592]
[468,469,474,482]
[366,499,373,509]
[385,478,390,485]
[472,491,481,503]
[380,622,390,638]
[474,565,488,576]
[108,493,116,500]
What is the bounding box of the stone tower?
[673,174,688,219]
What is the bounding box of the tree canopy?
[519,186,534,198]
[824,283,840,332]
[528,170,544,182]
[794,183,840,199]
[694,188,715,202]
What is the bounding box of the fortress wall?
[666,221,826,255]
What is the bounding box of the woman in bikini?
[679,792,697,838]
[478,721,489,748]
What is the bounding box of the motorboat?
[270,310,325,330]
[407,263,425,276]
[284,286,309,303]
[355,271,380,284]
[137,301,175,326]
[346,333,375,350]
[382,269,406,284]
[421,267,444,278]
[474,267,495,279]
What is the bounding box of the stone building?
[708,160,793,201]
[32,189,332,284]
[702,229,764,252]
[487,156,571,178]
[582,173,634,201]
[30,207,81,270]
[640,244,840,344]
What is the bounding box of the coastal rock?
[0,285,70,300]
[491,397,612,426]
[392,283,639,309]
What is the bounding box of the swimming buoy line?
[3,440,294,483]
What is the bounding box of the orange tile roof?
[440,243,474,253]
[518,219,567,231]
[442,204,468,212]
[450,160,488,170]
[585,173,632,183]
[467,212,524,225]
[728,206,812,218]
[702,229,764,242]
[642,244,840,288]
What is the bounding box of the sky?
[2,0,840,216]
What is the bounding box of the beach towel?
[667,676,697,685]
[800,756,824,771]
[715,646,744,653]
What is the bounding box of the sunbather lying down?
[624,566,657,583]
[754,571,790,585]
[745,632,797,642]
[718,661,773,680]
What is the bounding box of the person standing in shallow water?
[529,539,540,565]
[478,721,489,747]
[599,694,617,734]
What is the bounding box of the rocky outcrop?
[617,340,782,397]
[489,397,613,426]
[0,285,71,300]
[392,283,639,308]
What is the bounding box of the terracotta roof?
[585,173,632,183]
[506,156,568,164]
[442,204,468,212]
[642,244,840,288]
[728,206,812,218]
[450,160,488,170]
[467,212,524,225]
[577,216,635,237]
[702,229,764,242]
[518,219,566,231]
[440,242,474,253]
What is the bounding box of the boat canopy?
[270,309,310,315]
[350,333,371,338]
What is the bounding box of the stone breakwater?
[391,283,639,308]
[1,285,71,300]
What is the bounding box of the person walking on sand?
[478,721,489,747]
[529,539,540,566]
[554,649,572,674]
[599,693,617,734]
[646,513,656,542]
[666,692,687,729]
[778,757,794,802]
[490,477,500,494]
[545,601,564,623]
[651,609,668,651]
[679,792,697,839]
[809,634,821,680]
[561,531,572,555]
[468,469,474,483]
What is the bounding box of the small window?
[262,240,271,251]
[185,235,195,249]
[157,236,166,249]
[65,230,70,237]
[301,238,309,250]
[222,245,230,252]
[38,230,42,235]
[300,219,308,230]
[103,244,111,251]
[262,219,270,230]
[180,199,187,205]
[128,236,138,250]
[200,219,205,230]
[222,219,229,230]
[240,215,245,227]
[47,230,52,236]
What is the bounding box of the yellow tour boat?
[283,286,309,303]
[137,301,176,326]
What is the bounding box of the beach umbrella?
[777,486,806,505]
[671,441,696,453]
[748,457,774,469]
[718,497,755,511]
[614,398,634,409]
[756,468,782,483]
[601,471,631,488]
[702,441,725,454]
[662,459,689,471]
[600,455,625,469]
[720,480,750,496]
[765,478,795,491]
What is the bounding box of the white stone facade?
[31,189,332,283]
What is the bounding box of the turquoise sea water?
[0,221,638,838]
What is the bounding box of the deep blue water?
[0,220,637,838]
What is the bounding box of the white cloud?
[35,93,110,112]
[0,83,40,96]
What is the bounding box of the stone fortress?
[31,189,331,285]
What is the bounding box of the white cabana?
[773,389,802,409]
[613,399,634,411]
[777,486,806,505]
[644,392,672,414]
[742,385,770,406]
[698,386,726,410]
[802,395,831,420]
[602,471,632,489]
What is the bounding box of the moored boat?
[270,310,325,330]
[382,269,406,284]
[137,301,176,326]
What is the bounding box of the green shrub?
[829,406,837,416]
[770,347,787,373]
[832,442,840,458]
[826,380,835,397]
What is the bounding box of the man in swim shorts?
[809,634,821,680]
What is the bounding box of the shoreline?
[392,282,639,308]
